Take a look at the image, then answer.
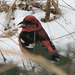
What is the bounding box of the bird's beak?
[18,21,26,28]
[18,21,23,25]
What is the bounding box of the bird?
[18,15,59,60]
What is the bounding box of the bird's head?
[18,15,42,32]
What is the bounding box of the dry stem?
[5,0,16,29]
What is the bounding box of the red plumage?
[18,15,56,53]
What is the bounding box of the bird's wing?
[36,29,56,52]
[19,31,34,46]
[41,40,54,52]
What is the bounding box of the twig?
[0,50,7,63]
[59,4,75,10]
[29,61,42,71]
[0,23,19,46]
[9,37,19,46]
[0,40,16,51]
[22,60,26,69]
[0,28,19,50]
[52,31,75,41]
[62,0,75,10]
[55,21,75,40]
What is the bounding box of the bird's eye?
[25,20,31,24]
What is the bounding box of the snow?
[0,0,75,69]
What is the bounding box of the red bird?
[18,15,58,60]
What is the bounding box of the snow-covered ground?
[0,0,75,69]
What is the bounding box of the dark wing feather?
[19,31,34,46]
